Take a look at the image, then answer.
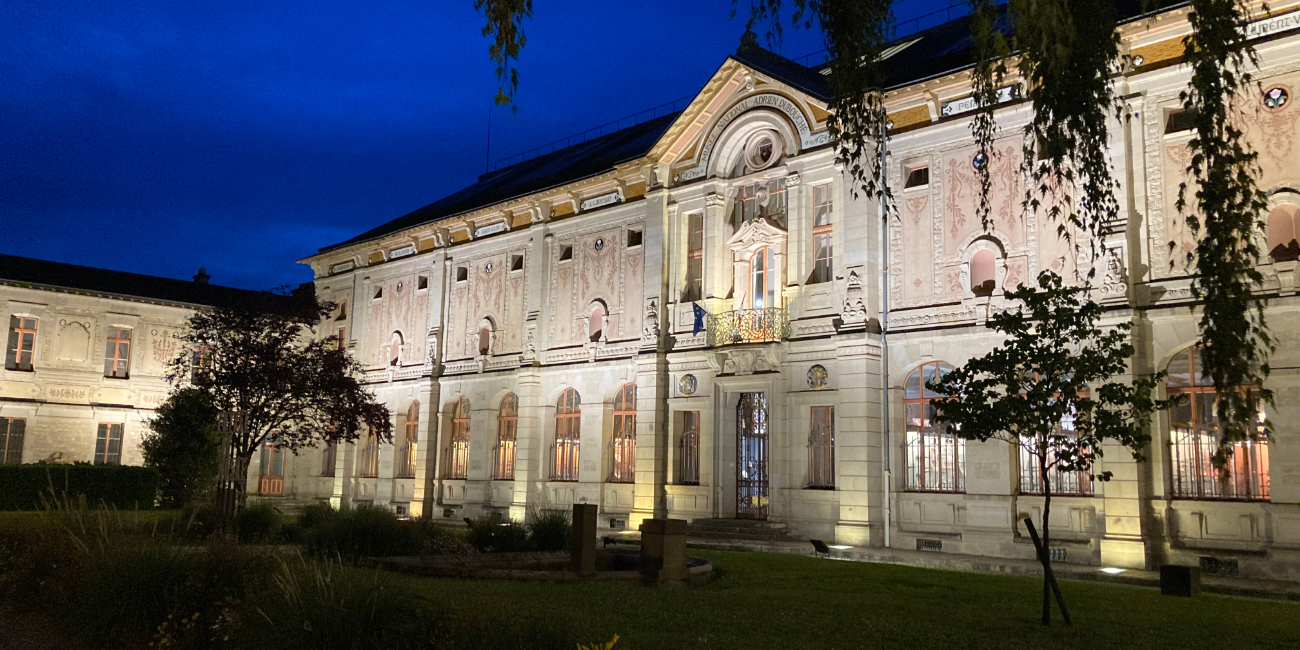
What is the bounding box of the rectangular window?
[1169,393,1270,500]
[559,246,573,262]
[627,229,643,248]
[1165,108,1198,134]
[1019,433,1094,496]
[321,440,338,477]
[811,184,833,284]
[359,434,380,478]
[95,423,123,465]
[1,417,25,465]
[684,212,703,302]
[732,178,787,231]
[904,166,930,189]
[677,411,700,485]
[904,403,966,492]
[104,327,131,378]
[510,254,524,272]
[6,316,37,371]
[190,346,212,385]
[808,406,835,488]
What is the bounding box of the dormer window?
[1165,108,1198,134]
[904,166,930,189]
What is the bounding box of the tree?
[142,387,221,508]
[167,302,392,530]
[928,271,1175,625]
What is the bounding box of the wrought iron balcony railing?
[706,308,790,347]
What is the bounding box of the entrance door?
[736,392,769,519]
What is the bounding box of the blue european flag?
[692,302,707,336]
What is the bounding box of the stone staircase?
[687,518,802,544]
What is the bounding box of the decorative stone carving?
[678,374,697,396]
[840,269,868,326]
[784,171,801,187]
[807,364,828,390]
[704,192,727,208]
[1100,245,1128,299]
[642,299,660,344]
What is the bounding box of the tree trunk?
[1034,461,1072,626]
[214,451,253,537]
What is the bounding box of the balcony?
[706,308,790,347]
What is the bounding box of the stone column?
[640,518,689,586]
[571,502,599,575]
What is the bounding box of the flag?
[692,302,707,336]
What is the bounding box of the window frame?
[6,316,38,372]
[677,410,701,485]
[808,406,835,489]
[0,417,25,466]
[608,384,637,483]
[94,422,123,465]
[443,397,470,480]
[551,388,581,481]
[396,401,419,479]
[104,326,132,379]
[811,184,834,284]
[1166,344,1270,501]
[684,212,704,302]
[903,361,965,493]
[494,393,518,480]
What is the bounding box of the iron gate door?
[737,392,769,519]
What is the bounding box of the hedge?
[0,463,160,510]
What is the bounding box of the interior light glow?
[1100,567,1126,574]
[828,544,852,550]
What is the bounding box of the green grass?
[405,550,1300,650]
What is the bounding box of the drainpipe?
[877,121,892,549]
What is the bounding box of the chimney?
[193,268,210,285]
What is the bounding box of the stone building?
[0,255,279,469]
[284,1,1300,578]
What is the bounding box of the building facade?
[0,256,280,471]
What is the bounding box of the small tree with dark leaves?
[142,387,221,508]
[928,271,1175,626]
[167,302,391,531]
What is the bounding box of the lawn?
[406,550,1300,650]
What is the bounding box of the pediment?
[728,218,787,255]
[647,58,831,181]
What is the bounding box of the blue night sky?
[2,0,938,291]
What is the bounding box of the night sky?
[2,0,937,291]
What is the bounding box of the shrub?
[526,508,572,552]
[237,504,283,543]
[298,505,466,563]
[0,463,160,511]
[466,515,529,553]
[142,387,221,508]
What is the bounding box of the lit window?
[609,384,636,483]
[104,327,131,379]
[808,406,835,488]
[551,388,581,481]
[971,249,996,297]
[397,401,419,479]
[494,393,518,480]
[1019,410,1095,497]
[5,316,37,371]
[0,417,25,466]
[904,362,965,492]
[1267,204,1299,263]
[1167,344,1270,501]
[94,423,123,465]
[811,184,833,284]
[750,247,777,309]
[677,411,700,485]
[443,397,470,479]
[684,213,704,302]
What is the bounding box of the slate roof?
[320,0,1183,254]
[0,253,291,312]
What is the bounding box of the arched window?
[478,324,491,356]
[589,303,605,342]
[397,401,419,478]
[443,397,470,480]
[971,249,996,297]
[1267,204,1299,262]
[609,384,636,483]
[551,388,581,481]
[1167,344,1270,500]
[358,430,380,478]
[494,393,518,480]
[389,331,403,367]
[750,246,776,309]
[903,361,964,492]
[677,411,701,485]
